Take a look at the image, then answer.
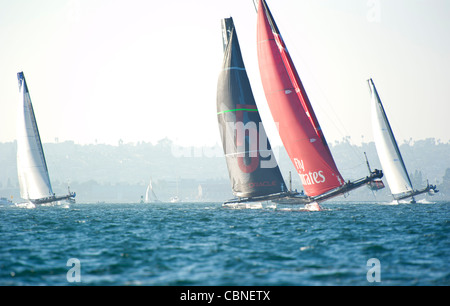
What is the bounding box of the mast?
[288,171,292,192]
[256,0,382,202]
[364,152,372,173]
[217,17,288,202]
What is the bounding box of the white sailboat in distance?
[16,72,76,206]
[368,78,438,203]
[145,179,160,203]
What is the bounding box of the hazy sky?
[1,0,449,147]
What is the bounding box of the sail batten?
[257,0,344,197]
[217,17,287,199]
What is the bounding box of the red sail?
[256,0,344,196]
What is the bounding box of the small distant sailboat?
[169,196,180,203]
[197,184,203,201]
[169,177,180,203]
[16,72,76,206]
[145,179,160,203]
[255,0,383,205]
[0,197,14,206]
[368,78,438,203]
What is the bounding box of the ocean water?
[0,201,448,286]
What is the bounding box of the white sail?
[368,78,414,198]
[16,72,54,201]
[145,184,150,203]
[145,179,160,203]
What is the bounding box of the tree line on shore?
[1,137,449,202]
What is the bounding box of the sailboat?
[367,78,438,203]
[16,72,76,206]
[255,0,383,205]
[145,179,160,203]
[197,184,203,201]
[169,177,180,203]
[0,197,15,206]
[218,17,301,208]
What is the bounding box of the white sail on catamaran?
[16,72,76,207]
[368,78,438,203]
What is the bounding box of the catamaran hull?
[277,170,383,204]
[394,184,438,202]
[225,169,383,207]
[31,193,76,205]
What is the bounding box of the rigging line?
[252,0,258,13]
[258,2,368,174]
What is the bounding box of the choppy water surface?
[0,202,448,285]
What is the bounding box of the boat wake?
[276,202,324,212]
[222,202,264,210]
[379,199,436,205]
[222,201,324,212]
[417,199,435,204]
[304,202,322,211]
[376,200,402,205]
[13,201,71,209]
[15,202,36,209]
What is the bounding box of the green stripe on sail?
[217,108,258,115]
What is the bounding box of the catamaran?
[16,72,76,206]
[217,9,382,210]
[368,78,438,203]
[255,0,383,206]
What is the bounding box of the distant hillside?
[1,138,449,202]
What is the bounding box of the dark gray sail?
[217,17,286,199]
